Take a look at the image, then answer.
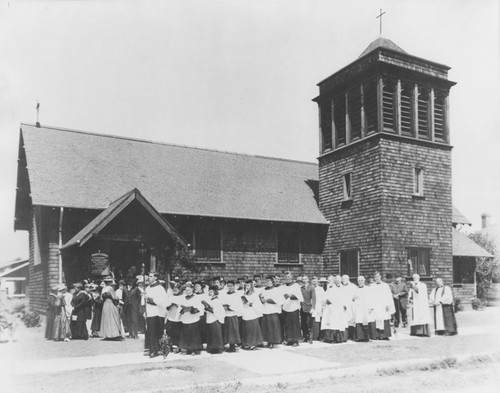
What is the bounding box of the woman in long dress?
[100,277,123,340]
[45,286,58,339]
[53,284,71,341]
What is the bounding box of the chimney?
[481,213,491,229]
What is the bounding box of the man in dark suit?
[71,283,90,339]
[389,276,408,328]
[300,275,315,344]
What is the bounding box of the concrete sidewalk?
[1,318,496,377]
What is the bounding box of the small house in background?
[452,208,493,302]
[0,258,29,298]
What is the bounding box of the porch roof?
[452,229,493,258]
[61,188,187,250]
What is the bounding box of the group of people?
[44,270,458,358]
[45,276,144,341]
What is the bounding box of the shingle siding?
[319,136,452,282]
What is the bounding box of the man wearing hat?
[144,272,168,357]
[71,283,90,340]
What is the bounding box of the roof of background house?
[452,229,493,258]
[19,124,327,225]
[452,206,472,226]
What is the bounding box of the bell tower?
[314,38,456,282]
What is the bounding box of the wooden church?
[15,37,460,313]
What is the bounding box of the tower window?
[413,167,424,196]
[382,79,396,132]
[343,173,352,200]
[407,248,430,277]
[340,249,359,278]
[417,88,431,139]
[400,84,413,136]
[434,93,446,142]
[334,93,346,146]
[321,102,333,152]
[363,80,378,134]
[348,86,362,141]
[277,230,300,264]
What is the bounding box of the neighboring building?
[15,37,484,313]
[0,258,29,298]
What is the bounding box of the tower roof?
[358,37,407,58]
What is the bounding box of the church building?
[15,37,465,313]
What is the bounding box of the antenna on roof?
[35,102,41,128]
[376,8,386,36]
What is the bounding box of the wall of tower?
[318,137,384,277]
[379,138,453,282]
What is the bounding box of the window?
[348,86,362,140]
[400,84,413,136]
[334,93,346,146]
[407,248,430,276]
[434,93,446,142]
[363,80,378,134]
[277,230,300,264]
[340,249,359,278]
[13,281,26,295]
[382,79,396,132]
[343,173,352,200]
[321,101,333,152]
[413,167,424,196]
[194,228,221,261]
[453,257,475,284]
[417,88,431,139]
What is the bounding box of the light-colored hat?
[56,284,66,292]
[319,277,328,283]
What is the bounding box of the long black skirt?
[241,318,263,347]
[376,320,392,339]
[261,313,281,344]
[435,305,458,336]
[165,320,181,346]
[410,324,430,337]
[367,322,378,339]
[284,310,301,343]
[71,320,88,340]
[206,321,224,352]
[323,329,347,343]
[354,323,370,342]
[180,321,202,351]
[223,315,241,345]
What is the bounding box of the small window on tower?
[413,167,424,196]
[343,173,352,200]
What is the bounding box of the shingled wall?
[318,135,452,283]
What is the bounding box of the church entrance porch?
[60,189,187,284]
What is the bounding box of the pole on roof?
[36,102,41,128]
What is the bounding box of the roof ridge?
[21,123,317,166]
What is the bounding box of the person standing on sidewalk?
[389,276,408,328]
[429,278,457,336]
[408,273,431,337]
[282,273,303,347]
[144,272,168,357]
[300,275,315,344]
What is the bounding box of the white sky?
[0,0,499,261]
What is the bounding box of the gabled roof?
[452,206,472,226]
[0,259,29,278]
[358,37,407,58]
[18,124,327,225]
[61,188,187,250]
[452,229,493,258]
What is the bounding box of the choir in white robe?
[352,285,376,341]
[321,285,349,342]
[370,281,395,339]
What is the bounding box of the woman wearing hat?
[100,277,123,340]
[53,284,71,341]
[45,285,59,340]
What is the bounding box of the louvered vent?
[363,80,378,134]
[348,87,362,140]
[417,88,430,139]
[382,79,396,132]
[334,94,346,146]
[400,85,413,136]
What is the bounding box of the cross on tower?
[376,8,386,36]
